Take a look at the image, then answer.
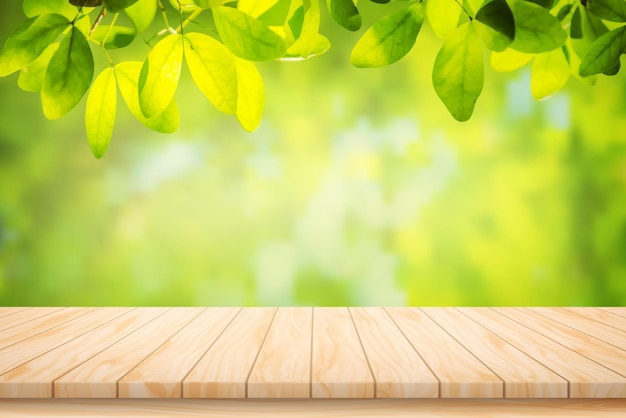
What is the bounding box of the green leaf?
[0,13,69,77]
[588,0,626,22]
[326,0,362,31]
[24,0,83,20]
[125,0,157,32]
[426,0,461,39]
[184,32,238,114]
[579,26,626,77]
[213,6,287,61]
[86,67,117,158]
[90,25,136,49]
[115,61,179,133]
[41,26,94,119]
[570,7,582,39]
[18,42,59,92]
[571,8,609,59]
[530,47,570,100]
[258,0,292,26]
[285,0,326,60]
[104,0,139,13]
[138,34,184,118]
[525,0,554,9]
[350,3,424,68]
[509,1,567,53]
[235,58,264,132]
[474,0,515,52]
[490,47,534,71]
[69,0,103,6]
[432,22,484,122]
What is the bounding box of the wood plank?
[386,308,502,398]
[459,308,626,398]
[562,308,626,333]
[0,307,65,332]
[118,308,240,398]
[247,307,312,398]
[0,308,162,398]
[529,308,626,350]
[0,308,102,351]
[349,308,438,398]
[0,309,114,376]
[500,308,626,381]
[310,307,374,398]
[183,307,276,398]
[599,308,626,318]
[421,308,567,398]
[3,399,625,418]
[0,308,28,319]
[54,308,200,398]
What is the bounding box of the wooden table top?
[0,307,624,399]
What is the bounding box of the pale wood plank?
[386,308,502,398]
[3,399,625,418]
[566,308,626,333]
[54,308,200,398]
[118,308,240,398]
[0,309,114,376]
[311,307,374,398]
[529,308,626,350]
[350,307,438,398]
[0,308,28,319]
[183,307,276,398]
[0,308,103,351]
[501,308,626,381]
[247,307,312,398]
[599,308,626,318]
[459,308,626,398]
[422,308,567,398]
[0,307,65,332]
[0,308,163,398]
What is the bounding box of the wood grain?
[311,308,374,398]
[349,307,438,398]
[599,308,626,318]
[119,308,240,398]
[386,308,502,398]
[459,308,626,398]
[0,308,28,319]
[183,307,276,398]
[421,308,567,398]
[0,307,65,332]
[562,308,626,333]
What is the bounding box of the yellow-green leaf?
[90,25,136,49]
[125,0,157,32]
[531,48,570,100]
[579,26,626,77]
[490,48,534,72]
[41,26,94,120]
[474,0,515,52]
[426,0,461,39]
[285,0,325,60]
[86,67,117,158]
[235,58,264,132]
[350,3,424,68]
[138,34,183,118]
[115,61,179,133]
[509,1,567,53]
[23,0,83,20]
[432,22,484,122]
[17,42,59,92]
[326,0,361,31]
[183,32,238,114]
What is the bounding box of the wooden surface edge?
[1,399,625,417]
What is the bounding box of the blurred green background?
[0,2,625,307]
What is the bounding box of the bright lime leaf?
[564,40,597,85]
[213,7,287,60]
[556,4,572,21]
[531,48,570,100]
[125,0,157,32]
[326,0,361,31]
[115,61,179,133]
[138,34,183,118]
[17,42,59,92]
[90,25,136,49]
[168,0,199,13]
[588,0,626,22]
[283,34,331,61]
[579,26,626,77]
[24,0,82,20]
[509,1,567,53]
[287,0,324,59]
[86,67,117,159]
[432,22,484,122]
[104,0,139,13]
[288,6,305,40]
[0,14,69,77]
[194,0,224,7]
[237,0,279,17]
[490,48,534,71]
[41,27,94,120]
[258,0,292,26]
[526,0,554,9]
[351,3,424,68]
[235,58,264,132]
[474,0,515,52]
[426,0,461,39]
[184,32,238,114]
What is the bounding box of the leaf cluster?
[0,0,625,158]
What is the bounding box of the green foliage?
[0,0,625,157]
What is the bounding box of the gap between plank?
[244,307,278,399]
[347,308,376,398]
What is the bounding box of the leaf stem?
[177,9,203,34]
[453,0,473,19]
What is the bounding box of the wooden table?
[0,307,625,416]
